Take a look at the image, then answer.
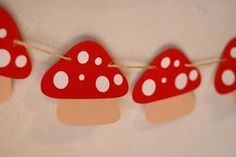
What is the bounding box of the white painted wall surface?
[0,0,236,156]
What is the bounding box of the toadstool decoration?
[41,41,128,125]
[132,48,201,123]
[0,8,32,102]
[215,37,236,101]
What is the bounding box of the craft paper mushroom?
[215,37,236,101]
[132,48,201,123]
[41,41,128,125]
[0,8,32,102]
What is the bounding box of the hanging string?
[185,58,226,67]
[107,64,157,69]
[14,40,71,61]
[14,39,225,69]
[108,58,225,69]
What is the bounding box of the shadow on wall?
[24,54,96,145]
[30,113,96,145]
[28,93,96,145]
[201,66,236,122]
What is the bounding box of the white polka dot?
[230,47,236,58]
[0,49,11,67]
[114,74,123,85]
[175,73,188,90]
[142,79,156,96]
[174,60,180,67]
[161,57,170,68]
[95,57,102,65]
[15,55,27,68]
[53,71,69,89]
[96,76,110,92]
[221,70,235,86]
[161,77,167,83]
[79,74,85,81]
[0,28,7,38]
[189,70,198,81]
[77,51,89,64]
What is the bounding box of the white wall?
[0,0,236,156]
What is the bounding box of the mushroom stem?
[145,93,195,123]
[232,91,236,103]
[57,99,121,125]
[0,76,12,102]
[13,40,71,61]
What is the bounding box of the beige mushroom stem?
[14,40,225,69]
[0,76,12,102]
[57,99,120,125]
[145,93,194,123]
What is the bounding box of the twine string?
[14,40,71,61]
[14,39,225,69]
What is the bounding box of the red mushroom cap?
[0,8,32,78]
[132,48,201,104]
[41,41,128,99]
[215,37,236,94]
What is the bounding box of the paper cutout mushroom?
[41,41,128,125]
[215,37,236,101]
[132,48,201,123]
[0,8,32,102]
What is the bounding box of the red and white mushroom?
[132,48,201,123]
[41,41,128,125]
[215,37,236,101]
[0,8,32,102]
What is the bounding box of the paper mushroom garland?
[215,37,236,101]
[132,48,201,123]
[1,6,236,125]
[41,41,129,125]
[0,8,32,102]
